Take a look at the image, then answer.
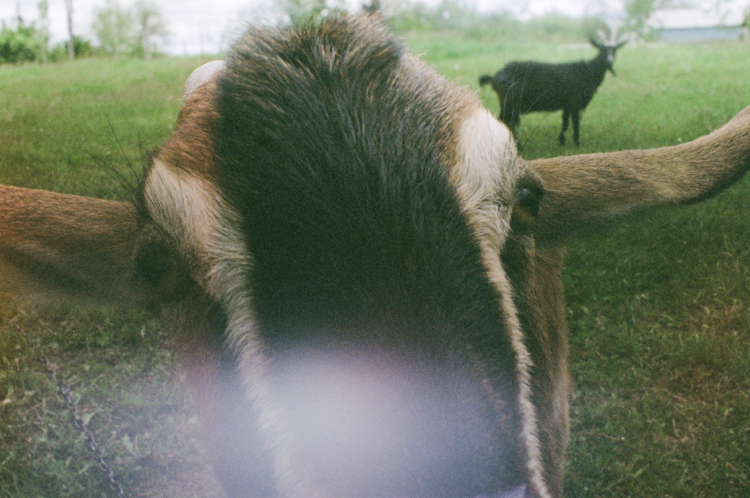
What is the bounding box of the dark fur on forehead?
[212,14,504,341]
[213,14,491,331]
[215,15,471,189]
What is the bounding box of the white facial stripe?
[451,108,519,253]
[144,158,256,353]
[144,159,303,495]
[144,160,223,281]
[452,108,550,498]
[489,254,550,498]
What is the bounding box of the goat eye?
[135,242,192,301]
[511,186,543,233]
[136,244,175,287]
[516,187,542,218]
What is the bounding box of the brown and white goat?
[1,15,749,498]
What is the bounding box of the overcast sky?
[1,1,745,55]
[0,0,612,55]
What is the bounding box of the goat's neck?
[586,55,610,84]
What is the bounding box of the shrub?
[0,21,40,64]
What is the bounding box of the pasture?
[1,32,749,497]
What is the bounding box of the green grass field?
[1,32,749,497]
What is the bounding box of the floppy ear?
[0,185,143,304]
[529,105,750,245]
[0,62,227,304]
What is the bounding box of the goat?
[479,37,626,146]
[1,15,749,498]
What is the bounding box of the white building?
[647,7,748,42]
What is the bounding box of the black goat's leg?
[559,109,570,145]
[500,100,513,124]
[499,101,509,125]
[572,110,581,147]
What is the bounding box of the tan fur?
[530,105,750,244]
[502,242,571,496]
[0,186,143,304]
[157,81,221,180]
[452,108,549,498]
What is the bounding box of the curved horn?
[529,105,750,245]
[589,36,604,50]
[183,60,226,102]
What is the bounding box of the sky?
[0,0,746,55]
[0,0,606,55]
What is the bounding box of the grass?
[0,55,224,498]
[1,33,750,497]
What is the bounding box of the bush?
[47,37,97,62]
[384,2,608,44]
[0,21,40,64]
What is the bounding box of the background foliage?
[0,0,167,64]
[4,0,715,65]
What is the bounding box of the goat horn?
[183,60,226,102]
[528,105,750,244]
[610,28,619,44]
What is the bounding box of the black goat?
[480,37,625,146]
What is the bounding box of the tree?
[281,0,347,25]
[133,0,168,60]
[37,0,49,62]
[65,0,74,60]
[92,0,134,56]
[0,20,40,63]
[48,35,93,62]
[364,0,381,13]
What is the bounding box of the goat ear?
[528,105,750,245]
[589,37,604,50]
[0,186,147,305]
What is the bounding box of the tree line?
[3,0,747,65]
[1,0,167,64]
